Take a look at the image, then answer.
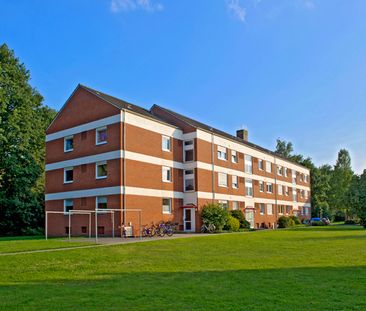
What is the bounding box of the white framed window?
[217,146,227,160]
[259,181,264,192]
[305,190,309,199]
[96,127,107,145]
[258,159,264,170]
[162,166,172,182]
[259,203,265,215]
[96,196,107,209]
[64,136,74,152]
[64,167,74,183]
[96,161,107,179]
[245,155,252,174]
[267,204,273,215]
[184,140,194,162]
[64,199,73,214]
[292,170,297,184]
[286,205,291,214]
[278,185,283,195]
[232,201,239,210]
[231,150,238,163]
[245,179,253,196]
[162,198,172,214]
[232,175,238,189]
[266,161,272,173]
[278,205,285,214]
[162,135,171,151]
[277,166,283,176]
[285,186,289,196]
[266,182,273,193]
[218,172,228,187]
[293,188,297,202]
[184,169,195,192]
[219,200,229,210]
[284,168,288,177]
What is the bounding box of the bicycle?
[156,222,174,237]
[201,221,216,233]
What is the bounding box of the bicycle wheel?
[149,228,156,237]
[158,228,165,237]
[167,228,173,237]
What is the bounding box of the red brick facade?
[45,85,311,236]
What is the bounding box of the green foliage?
[347,170,366,228]
[277,216,295,228]
[230,209,249,229]
[224,215,240,232]
[311,221,326,226]
[201,203,229,231]
[0,44,56,235]
[289,215,301,225]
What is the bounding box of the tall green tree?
[0,44,56,235]
[329,149,353,218]
[275,139,293,158]
[311,165,332,218]
[347,170,366,227]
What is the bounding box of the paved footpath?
[0,233,217,256]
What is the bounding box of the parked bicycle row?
[142,222,178,237]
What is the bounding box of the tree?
[0,44,56,235]
[311,165,332,218]
[275,139,293,158]
[348,170,366,228]
[329,149,353,219]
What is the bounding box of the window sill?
[162,211,172,215]
[163,180,172,183]
[184,190,195,193]
[64,149,74,153]
[219,185,228,188]
[96,141,107,146]
[64,181,73,184]
[96,176,107,180]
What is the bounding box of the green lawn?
[0,236,93,254]
[0,225,365,310]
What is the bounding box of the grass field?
[0,225,365,310]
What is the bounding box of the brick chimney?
[236,129,248,141]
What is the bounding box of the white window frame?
[162,166,172,183]
[96,196,108,210]
[64,135,74,152]
[218,172,228,187]
[219,200,229,210]
[64,199,74,214]
[162,198,172,214]
[183,140,194,163]
[266,161,272,173]
[232,175,238,189]
[64,167,74,184]
[259,181,264,192]
[232,201,239,210]
[245,179,253,197]
[284,168,288,177]
[258,159,264,170]
[96,126,107,145]
[217,146,227,161]
[285,186,289,196]
[184,169,195,192]
[267,203,273,215]
[162,135,171,151]
[259,203,265,215]
[266,182,273,193]
[278,185,283,195]
[277,166,283,176]
[96,161,107,179]
[231,150,238,163]
[245,155,252,174]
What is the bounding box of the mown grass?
[0,225,365,310]
[0,236,92,254]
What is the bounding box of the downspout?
[123,110,127,225]
[211,130,215,203]
[274,154,278,229]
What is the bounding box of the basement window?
[64,199,74,214]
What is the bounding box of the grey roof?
[151,104,309,169]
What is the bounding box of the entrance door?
[183,208,195,232]
[245,209,255,229]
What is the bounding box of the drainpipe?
[274,154,278,229]
[211,130,215,202]
[122,110,126,226]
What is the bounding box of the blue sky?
[1,0,366,172]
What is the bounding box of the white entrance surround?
[183,208,196,232]
[245,208,255,229]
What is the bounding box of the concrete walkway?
[0,233,214,256]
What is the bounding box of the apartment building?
[45,84,311,236]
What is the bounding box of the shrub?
[289,215,301,225]
[224,215,240,232]
[360,217,366,228]
[201,203,229,231]
[278,216,295,228]
[333,211,345,222]
[344,220,357,225]
[230,210,249,229]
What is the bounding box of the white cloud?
[226,0,246,22]
[110,0,164,13]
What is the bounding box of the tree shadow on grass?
[1,266,365,311]
[291,225,364,232]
